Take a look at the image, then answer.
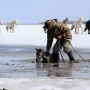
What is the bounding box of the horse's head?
[13,20,18,25]
[35,48,43,62]
[79,17,83,23]
[66,18,70,24]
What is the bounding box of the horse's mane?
[12,20,18,24]
[58,18,70,25]
[63,19,68,23]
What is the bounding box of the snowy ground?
[0,24,90,48]
[0,24,90,90]
[0,77,90,90]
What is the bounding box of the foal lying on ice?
[35,48,53,63]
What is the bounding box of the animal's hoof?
[43,60,49,63]
[36,59,40,62]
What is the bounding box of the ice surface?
[0,24,90,90]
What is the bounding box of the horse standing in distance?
[84,20,90,34]
[6,20,18,33]
[71,17,83,34]
[0,20,2,25]
[58,18,70,25]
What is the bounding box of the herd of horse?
[57,17,90,34]
[0,17,90,34]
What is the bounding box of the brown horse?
[84,20,90,34]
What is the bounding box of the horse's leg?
[88,29,90,34]
[12,28,14,33]
[75,28,78,34]
[7,28,8,32]
[84,28,87,32]
[81,26,83,34]
[10,29,11,33]
[74,28,76,34]
[80,24,83,34]
[77,28,79,34]
[88,29,89,34]
[76,28,79,34]
[6,26,8,32]
[76,28,78,34]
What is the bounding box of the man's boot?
[67,50,75,63]
[52,53,59,62]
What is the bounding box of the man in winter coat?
[43,19,75,63]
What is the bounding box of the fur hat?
[43,19,56,28]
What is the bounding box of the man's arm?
[46,31,53,51]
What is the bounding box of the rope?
[59,39,65,63]
[66,39,85,61]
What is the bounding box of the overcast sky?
[0,0,90,24]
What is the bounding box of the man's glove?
[57,35,62,39]
[58,34,65,39]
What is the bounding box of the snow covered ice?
[0,24,90,48]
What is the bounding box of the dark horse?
[84,20,90,34]
[35,48,53,63]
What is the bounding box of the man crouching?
[43,19,75,63]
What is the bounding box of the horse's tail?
[71,25,75,30]
[6,26,8,32]
[6,26,8,30]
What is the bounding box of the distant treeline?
[39,21,86,24]
[2,21,86,25]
